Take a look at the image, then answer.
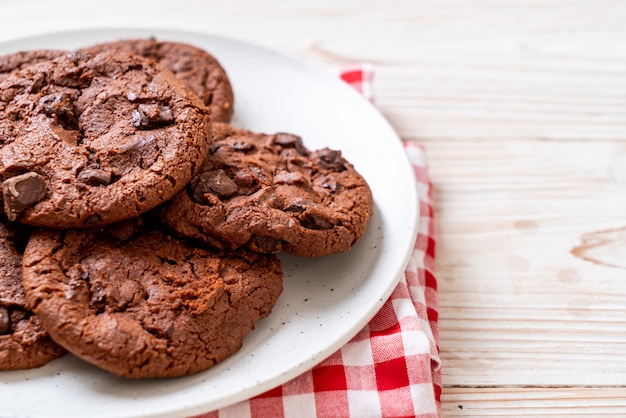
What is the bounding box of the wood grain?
[2,1,625,143]
[426,140,626,387]
[0,0,624,415]
[443,388,626,416]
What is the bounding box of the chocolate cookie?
[0,218,66,370]
[0,51,211,228]
[22,216,283,379]
[159,123,373,258]
[0,49,66,83]
[81,38,234,122]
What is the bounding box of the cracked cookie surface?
[21,216,283,379]
[0,49,67,83]
[81,38,234,122]
[0,218,66,370]
[0,51,211,228]
[159,123,373,258]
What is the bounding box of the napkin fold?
[198,65,441,418]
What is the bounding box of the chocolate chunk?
[40,92,72,116]
[189,181,210,205]
[209,143,223,154]
[232,168,261,196]
[248,165,269,184]
[0,306,10,335]
[78,168,113,186]
[90,283,107,314]
[207,170,239,198]
[248,235,282,254]
[192,169,238,200]
[66,51,88,64]
[232,141,255,152]
[133,104,174,130]
[322,180,339,192]
[283,198,315,213]
[211,140,255,153]
[301,213,333,230]
[316,148,346,172]
[280,148,302,160]
[274,133,308,156]
[2,172,46,221]
[40,92,77,130]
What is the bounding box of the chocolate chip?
[283,198,315,213]
[40,92,78,130]
[77,168,113,186]
[209,144,223,154]
[274,133,308,156]
[231,141,255,152]
[90,283,107,314]
[322,180,339,192]
[41,92,72,116]
[316,148,346,172]
[232,168,261,195]
[248,235,282,254]
[2,172,46,221]
[280,148,302,160]
[273,170,305,185]
[301,213,333,230]
[192,169,239,200]
[189,182,220,205]
[66,51,88,64]
[133,104,174,130]
[190,181,207,204]
[211,140,255,153]
[248,164,269,184]
[0,306,10,335]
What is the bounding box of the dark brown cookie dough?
[0,218,66,370]
[159,123,373,258]
[22,217,283,379]
[0,49,66,83]
[0,51,211,228]
[81,38,234,122]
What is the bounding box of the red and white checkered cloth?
[197,65,441,418]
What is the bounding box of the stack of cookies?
[0,39,373,379]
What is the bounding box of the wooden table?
[2,1,626,415]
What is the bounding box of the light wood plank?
[1,1,624,142]
[442,387,626,416]
[426,140,626,387]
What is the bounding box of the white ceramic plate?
[0,28,418,418]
